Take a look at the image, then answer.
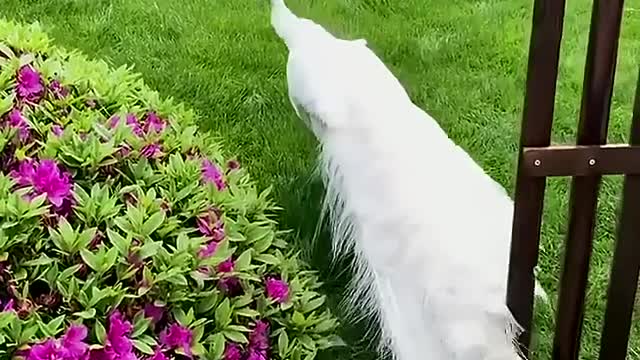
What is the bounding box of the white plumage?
[269,1,547,359]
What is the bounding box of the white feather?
[270,2,547,359]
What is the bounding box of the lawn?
[1,0,639,359]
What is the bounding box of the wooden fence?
[505,0,640,359]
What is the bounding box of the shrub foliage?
[0,20,342,360]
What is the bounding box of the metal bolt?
[588,158,596,166]
[534,159,541,167]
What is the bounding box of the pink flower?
[126,114,144,137]
[224,343,242,360]
[265,277,289,303]
[17,65,44,103]
[217,258,234,273]
[99,311,135,360]
[198,241,218,259]
[27,339,60,360]
[246,351,268,360]
[52,124,64,137]
[140,143,162,159]
[143,112,166,134]
[59,324,89,359]
[27,324,89,360]
[143,303,165,325]
[108,115,121,129]
[246,321,270,360]
[7,108,31,142]
[1,298,14,312]
[201,159,226,190]
[10,159,74,213]
[49,80,69,99]
[148,349,167,360]
[160,323,193,358]
[196,211,225,242]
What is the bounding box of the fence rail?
[505,0,640,359]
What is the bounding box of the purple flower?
[7,108,31,142]
[118,144,132,158]
[198,241,218,259]
[201,159,226,191]
[17,65,44,103]
[160,323,193,358]
[148,349,167,360]
[52,124,64,137]
[196,211,225,242]
[108,116,121,129]
[265,277,289,303]
[224,343,242,360]
[49,80,69,100]
[249,321,270,352]
[60,324,89,359]
[140,143,162,159]
[27,325,89,360]
[217,258,234,273]
[10,159,74,213]
[1,298,14,312]
[126,114,144,137]
[143,303,165,325]
[246,350,268,360]
[104,311,135,359]
[28,339,60,360]
[143,112,166,134]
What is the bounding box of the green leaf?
[132,339,154,355]
[278,331,289,358]
[235,308,260,318]
[209,333,225,360]
[107,227,130,256]
[79,249,100,272]
[292,311,306,327]
[46,315,65,336]
[302,295,326,314]
[102,247,119,273]
[132,314,151,338]
[299,335,316,351]
[215,298,231,327]
[196,292,218,314]
[222,330,247,344]
[173,308,189,326]
[318,335,347,349]
[94,321,107,344]
[73,308,96,319]
[234,249,252,271]
[254,253,279,265]
[313,318,338,333]
[58,216,77,252]
[23,255,54,266]
[142,211,165,236]
[138,241,162,260]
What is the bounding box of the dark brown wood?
[521,145,640,177]
[598,70,640,359]
[552,0,625,358]
[506,0,566,355]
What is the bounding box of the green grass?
[2,0,640,359]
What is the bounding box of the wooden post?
[598,69,640,359]
[506,0,566,355]
[552,0,625,358]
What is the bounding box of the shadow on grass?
[275,170,386,360]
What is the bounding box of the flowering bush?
[0,20,343,360]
